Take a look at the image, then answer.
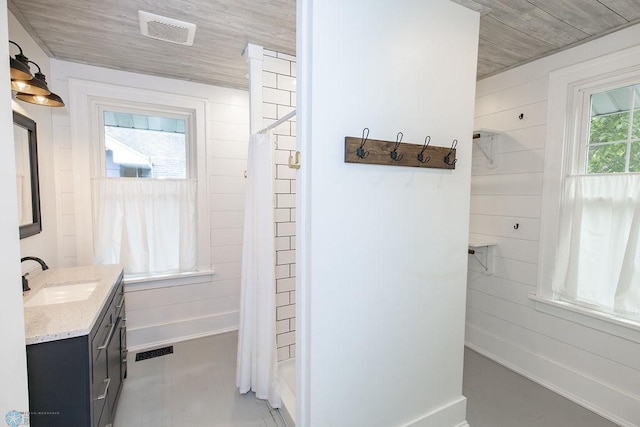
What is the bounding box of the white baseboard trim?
[280,401,295,427]
[128,326,238,353]
[465,324,639,427]
[127,311,239,352]
[401,396,468,427]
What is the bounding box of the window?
[69,79,210,279]
[541,65,640,325]
[92,103,198,276]
[582,83,640,174]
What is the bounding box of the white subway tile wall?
[264,50,297,362]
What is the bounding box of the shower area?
[237,43,298,426]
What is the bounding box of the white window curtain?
[552,174,640,318]
[93,178,198,275]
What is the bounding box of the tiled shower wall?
[262,50,297,362]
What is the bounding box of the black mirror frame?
[13,111,42,239]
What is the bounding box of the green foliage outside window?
[587,96,640,173]
[631,141,640,173]
[587,143,626,173]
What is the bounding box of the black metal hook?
[390,132,404,161]
[417,136,431,163]
[444,139,458,166]
[357,127,370,159]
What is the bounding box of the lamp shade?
[11,76,50,96]
[9,41,33,80]
[9,45,64,107]
[10,56,32,80]
[16,92,65,107]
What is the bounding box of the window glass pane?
[587,143,627,173]
[588,111,629,143]
[630,141,640,173]
[104,111,187,179]
[633,84,640,139]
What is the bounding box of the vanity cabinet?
[26,271,126,427]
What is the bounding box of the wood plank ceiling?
[7,0,640,90]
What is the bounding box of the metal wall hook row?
[417,135,431,163]
[444,139,458,166]
[357,127,370,159]
[390,131,404,161]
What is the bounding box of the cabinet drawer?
[92,311,114,365]
[91,291,117,426]
[92,313,112,426]
[92,354,108,427]
[113,280,125,317]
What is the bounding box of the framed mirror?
[13,111,42,239]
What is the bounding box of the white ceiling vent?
[138,11,196,46]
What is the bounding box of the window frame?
[69,79,211,277]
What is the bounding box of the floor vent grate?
[135,346,174,362]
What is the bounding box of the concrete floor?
[463,348,618,427]
[114,331,618,426]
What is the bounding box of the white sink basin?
[24,281,99,307]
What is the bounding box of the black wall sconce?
[9,40,65,107]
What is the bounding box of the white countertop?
[23,264,123,345]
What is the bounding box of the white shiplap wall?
[261,50,297,362]
[467,24,640,427]
[8,12,61,273]
[51,60,249,350]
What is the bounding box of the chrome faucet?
[21,256,49,292]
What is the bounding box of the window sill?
[529,294,640,344]
[124,270,215,291]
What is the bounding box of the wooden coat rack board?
[344,134,457,170]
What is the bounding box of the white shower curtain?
[236,132,280,408]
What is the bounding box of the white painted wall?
[46,60,250,350]
[0,3,30,417]
[467,23,640,427]
[297,1,479,426]
[8,12,59,273]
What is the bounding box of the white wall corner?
[0,0,30,415]
[243,43,264,62]
[448,0,491,15]
[401,396,468,427]
[244,43,264,133]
